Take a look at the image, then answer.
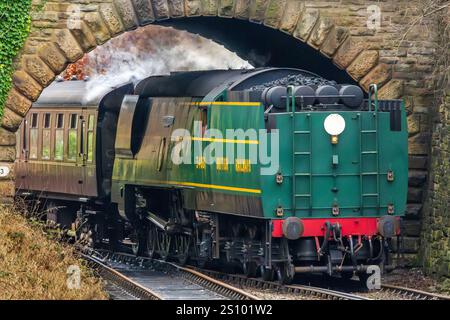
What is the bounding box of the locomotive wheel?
[131,228,147,256]
[173,234,191,265]
[146,224,157,258]
[243,261,258,278]
[261,266,275,281]
[276,263,294,285]
[156,229,172,261]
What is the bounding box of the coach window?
[68,114,78,161]
[54,113,64,160]
[87,114,95,162]
[29,113,38,159]
[42,113,51,160]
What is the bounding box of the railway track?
[82,250,258,300]
[194,268,371,301]
[83,249,370,300]
[378,284,450,300]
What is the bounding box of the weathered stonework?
[0,0,447,274]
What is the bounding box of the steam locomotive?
[15,68,408,284]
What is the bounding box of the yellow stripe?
[198,102,261,107]
[191,137,259,145]
[168,181,262,194]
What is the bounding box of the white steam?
[84,27,253,102]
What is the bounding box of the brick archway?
[1,0,401,133]
[0,0,438,265]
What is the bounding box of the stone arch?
[1,0,400,133]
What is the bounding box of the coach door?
[78,110,97,197]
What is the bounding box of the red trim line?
[272,217,399,238]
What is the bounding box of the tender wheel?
[146,224,157,258]
[131,228,147,256]
[276,263,294,285]
[155,229,172,261]
[173,234,191,265]
[261,266,275,282]
[243,261,258,278]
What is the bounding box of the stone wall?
[420,6,449,280]
[0,0,446,264]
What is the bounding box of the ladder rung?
[361,130,377,133]
[294,131,310,134]
[362,193,379,197]
[295,194,311,197]
[362,172,379,175]
[295,152,311,155]
[294,173,311,176]
[361,151,378,154]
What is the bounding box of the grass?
[0,204,107,300]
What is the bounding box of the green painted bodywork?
[112,96,408,220]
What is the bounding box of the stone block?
[234,0,250,20]
[168,0,185,17]
[100,3,125,36]
[293,8,319,41]
[378,79,403,99]
[218,0,235,18]
[333,36,366,69]
[70,20,98,51]
[307,17,334,49]
[22,55,55,87]
[409,133,431,155]
[360,63,391,91]
[5,89,32,117]
[264,0,286,28]
[37,43,68,73]
[405,203,423,219]
[279,0,303,34]
[407,114,421,136]
[1,108,24,132]
[84,12,112,45]
[402,220,422,237]
[320,26,348,57]
[0,147,15,162]
[249,0,268,23]
[346,50,378,81]
[114,0,138,30]
[408,187,423,203]
[54,29,84,63]
[151,0,170,20]
[391,236,420,254]
[132,0,156,24]
[185,0,202,17]
[0,128,16,146]
[0,181,15,197]
[408,170,428,187]
[409,156,428,170]
[201,0,218,16]
[12,70,42,102]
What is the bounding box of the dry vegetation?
[0,205,107,300]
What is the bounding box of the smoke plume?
[62,25,253,102]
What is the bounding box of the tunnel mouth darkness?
[158,17,357,85]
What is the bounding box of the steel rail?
[85,250,258,300]
[380,283,450,300]
[81,253,162,300]
[194,267,372,301]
